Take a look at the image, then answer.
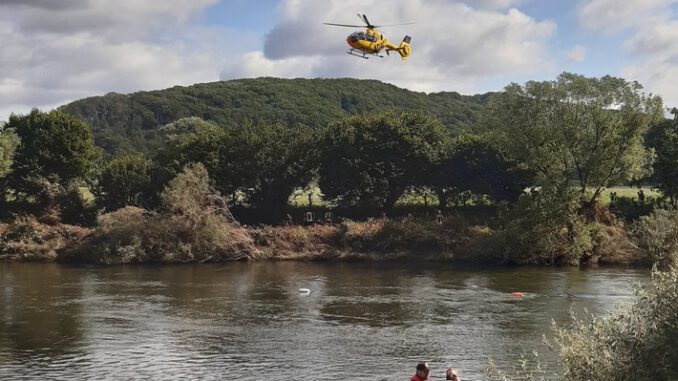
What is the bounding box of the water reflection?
[0,264,85,360]
[0,262,649,380]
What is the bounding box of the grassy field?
[82,185,663,209]
[289,185,663,208]
[598,186,660,205]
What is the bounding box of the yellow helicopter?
[324,14,413,61]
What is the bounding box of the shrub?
[633,208,678,267]
[64,164,260,263]
[491,193,594,265]
[555,267,678,380]
[0,215,90,261]
[59,185,97,226]
[611,196,655,221]
[490,268,678,381]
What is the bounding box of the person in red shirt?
[411,362,430,381]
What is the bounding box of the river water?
[0,262,649,380]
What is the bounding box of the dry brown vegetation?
[61,164,260,264]
[249,216,494,262]
[0,165,664,267]
[0,216,90,261]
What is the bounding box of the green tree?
[430,134,532,209]
[0,126,19,215]
[652,109,678,203]
[155,117,225,178]
[222,122,319,223]
[152,117,228,206]
[319,111,448,211]
[489,73,663,204]
[0,126,18,179]
[4,109,100,216]
[96,153,153,212]
[8,109,100,184]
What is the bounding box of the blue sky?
[1,0,677,121]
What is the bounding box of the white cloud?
[622,20,678,108]
[0,0,226,121]
[578,0,678,108]
[578,0,676,33]
[458,0,526,10]
[566,45,587,62]
[223,0,556,93]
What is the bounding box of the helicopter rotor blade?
[370,22,416,27]
[362,14,373,27]
[324,23,366,28]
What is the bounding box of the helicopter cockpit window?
[349,32,369,40]
[365,34,377,42]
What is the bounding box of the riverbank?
[0,210,643,266]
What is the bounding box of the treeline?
[60,78,487,155]
[2,72,678,265]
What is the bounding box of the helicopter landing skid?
[347,49,383,59]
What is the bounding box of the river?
[0,262,649,380]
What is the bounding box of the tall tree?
[488,73,663,204]
[319,111,448,211]
[96,153,153,212]
[0,126,19,213]
[4,109,100,215]
[155,117,226,179]
[0,126,18,179]
[430,134,532,209]
[8,109,100,184]
[152,117,227,204]
[652,109,678,203]
[222,122,319,223]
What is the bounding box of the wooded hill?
[60,77,489,155]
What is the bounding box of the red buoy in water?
[511,292,525,298]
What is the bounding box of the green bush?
[611,196,655,221]
[491,192,594,265]
[490,268,678,380]
[633,208,678,267]
[59,185,97,226]
[555,267,678,380]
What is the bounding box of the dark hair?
[416,362,430,371]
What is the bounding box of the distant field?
[598,186,660,205]
[288,186,327,207]
[78,187,95,204]
[289,185,663,208]
[81,185,663,209]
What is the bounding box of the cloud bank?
[579,0,678,108]
[0,0,225,121]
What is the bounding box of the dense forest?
[60,78,489,155]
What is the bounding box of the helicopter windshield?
[348,32,365,40]
[348,32,378,42]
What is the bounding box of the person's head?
[416,362,430,379]
[446,368,460,380]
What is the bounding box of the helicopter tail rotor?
[396,35,412,61]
